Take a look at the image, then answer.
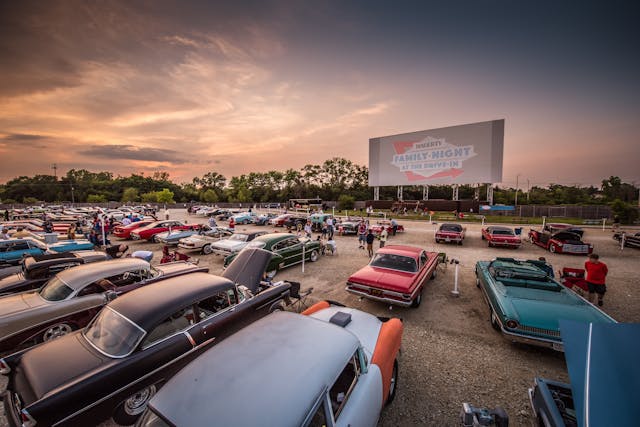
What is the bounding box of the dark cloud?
[3,133,47,141]
[79,144,187,164]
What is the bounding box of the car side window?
[78,281,110,296]
[306,398,329,427]
[194,289,237,321]
[420,252,427,267]
[328,353,361,419]
[142,305,194,348]
[12,242,30,251]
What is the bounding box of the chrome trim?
[345,285,413,307]
[184,331,196,347]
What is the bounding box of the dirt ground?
[2,209,638,427]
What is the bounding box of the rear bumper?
[345,283,416,307]
[500,328,563,351]
[435,234,463,243]
[489,240,521,248]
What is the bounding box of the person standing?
[379,227,388,248]
[208,216,218,228]
[303,221,312,238]
[584,254,608,307]
[357,221,367,249]
[390,218,398,236]
[365,229,375,257]
[229,217,235,231]
[326,216,335,239]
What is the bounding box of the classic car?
[231,211,257,225]
[528,321,638,427]
[283,215,308,230]
[435,223,465,244]
[269,213,294,227]
[529,228,593,254]
[0,251,108,296]
[177,227,234,253]
[370,220,405,236]
[1,249,290,427]
[0,238,48,266]
[309,213,332,231]
[613,231,640,248]
[475,258,616,351]
[113,220,155,239]
[47,238,95,253]
[207,231,268,257]
[216,209,235,221]
[223,233,322,275]
[0,258,206,355]
[253,212,277,225]
[130,221,199,242]
[543,223,584,236]
[154,227,205,246]
[137,300,403,427]
[346,245,440,307]
[481,226,522,248]
[337,216,361,235]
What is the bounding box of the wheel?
[435,239,440,244]
[309,250,319,262]
[430,267,437,280]
[242,220,249,225]
[202,244,213,255]
[385,359,399,405]
[458,240,463,246]
[490,310,501,331]
[488,242,493,248]
[481,234,485,240]
[549,244,556,253]
[113,385,157,425]
[41,323,74,342]
[269,303,284,313]
[152,235,160,243]
[411,290,422,308]
[476,275,480,288]
[266,269,277,278]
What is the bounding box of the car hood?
[0,274,27,294]
[348,266,416,293]
[19,332,107,401]
[155,262,200,276]
[504,290,614,330]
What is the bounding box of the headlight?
[505,319,519,329]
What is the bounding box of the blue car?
[0,238,48,265]
[231,212,257,225]
[47,239,95,253]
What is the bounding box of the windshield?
[370,253,417,273]
[229,234,248,242]
[84,307,146,358]
[245,241,266,249]
[39,276,74,301]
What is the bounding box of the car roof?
[148,311,359,426]
[377,244,424,258]
[108,272,235,332]
[56,258,150,290]
[254,232,297,243]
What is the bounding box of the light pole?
[514,174,520,207]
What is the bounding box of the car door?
[274,238,302,267]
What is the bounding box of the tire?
[481,234,485,240]
[41,323,74,342]
[411,290,422,308]
[430,267,437,280]
[476,276,481,288]
[266,269,277,278]
[202,244,213,255]
[549,244,556,253]
[113,385,157,425]
[458,240,463,246]
[242,220,249,225]
[386,359,399,405]
[490,310,501,331]
[152,235,159,243]
[488,242,493,248]
[309,250,319,262]
[269,303,284,313]
[435,239,440,244]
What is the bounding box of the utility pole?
[51,163,57,179]
[527,179,530,202]
[514,174,520,207]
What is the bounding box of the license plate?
[552,342,564,351]
[370,289,383,297]
[445,238,450,242]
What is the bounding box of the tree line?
[0,159,637,220]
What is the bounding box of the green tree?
[23,196,39,204]
[156,188,175,204]
[140,192,158,203]
[201,189,218,203]
[338,194,355,210]
[121,187,139,203]
[87,194,107,203]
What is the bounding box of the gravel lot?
[2,210,638,427]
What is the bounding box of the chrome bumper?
[345,284,414,307]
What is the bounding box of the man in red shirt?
[584,254,608,307]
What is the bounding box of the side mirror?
[105,290,118,302]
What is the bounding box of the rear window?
[370,253,417,273]
[440,224,462,232]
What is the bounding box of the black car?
[1,249,290,427]
[0,251,109,296]
[613,231,640,248]
[283,215,308,229]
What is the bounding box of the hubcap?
[124,385,156,416]
[43,324,72,341]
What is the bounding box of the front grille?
[516,325,560,338]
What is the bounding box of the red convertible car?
[112,220,154,239]
[529,228,593,254]
[369,220,404,236]
[346,245,440,307]
[130,221,199,242]
[269,214,294,227]
[435,223,465,244]
[481,226,522,248]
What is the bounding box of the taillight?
[0,358,10,374]
[505,319,519,329]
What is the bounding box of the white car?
[207,231,267,256]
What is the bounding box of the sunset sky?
[1,1,638,187]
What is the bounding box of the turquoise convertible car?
[475,258,615,351]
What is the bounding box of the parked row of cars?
[0,248,403,427]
